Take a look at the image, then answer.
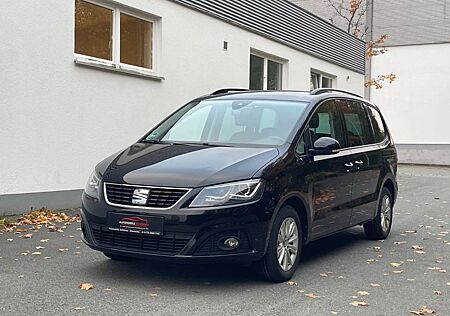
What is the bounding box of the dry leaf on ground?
[305,293,320,299]
[410,305,436,315]
[287,281,298,286]
[79,283,94,290]
[350,301,369,307]
[357,291,370,296]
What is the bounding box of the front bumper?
[81,192,273,263]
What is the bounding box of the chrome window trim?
[103,182,192,210]
[314,139,390,162]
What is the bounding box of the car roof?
[200,89,373,107]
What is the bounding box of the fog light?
[219,237,240,250]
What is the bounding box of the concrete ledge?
[396,144,450,166]
[0,189,82,216]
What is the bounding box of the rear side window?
[366,105,387,143]
[338,100,373,147]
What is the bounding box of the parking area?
[0,165,449,315]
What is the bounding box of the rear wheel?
[259,205,302,282]
[364,187,393,240]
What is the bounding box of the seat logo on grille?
[132,188,150,205]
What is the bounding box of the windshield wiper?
[141,139,171,144]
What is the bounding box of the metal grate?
[91,225,193,255]
[104,183,189,209]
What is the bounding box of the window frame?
[310,69,335,90]
[249,50,286,90]
[74,0,162,79]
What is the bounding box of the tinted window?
[309,101,344,147]
[366,105,387,143]
[338,100,373,147]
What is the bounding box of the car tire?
[259,205,302,283]
[364,187,393,240]
[103,252,134,261]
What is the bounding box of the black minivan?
[81,88,398,282]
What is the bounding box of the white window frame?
[73,0,163,80]
[250,49,286,90]
[311,69,335,90]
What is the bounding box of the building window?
[75,0,156,71]
[249,53,283,90]
[311,71,334,90]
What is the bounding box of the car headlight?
[84,171,101,199]
[190,179,263,208]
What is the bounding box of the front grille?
[104,183,189,209]
[92,225,193,255]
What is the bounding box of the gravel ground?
[0,165,449,315]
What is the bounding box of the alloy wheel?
[380,195,392,232]
[277,217,299,271]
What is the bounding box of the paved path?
[1,165,449,315]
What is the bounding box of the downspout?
[365,0,374,100]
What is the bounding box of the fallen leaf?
[287,281,298,286]
[79,283,94,290]
[394,241,406,245]
[410,305,436,315]
[31,252,41,255]
[320,273,328,277]
[412,245,424,251]
[357,291,370,296]
[350,301,369,307]
[370,283,380,287]
[18,275,24,278]
[103,288,112,292]
[58,248,69,252]
[7,238,13,241]
[393,270,404,274]
[40,239,49,243]
[405,230,417,234]
[433,291,442,295]
[74,307,85,311]
[23,234,33,239]
[297,289,305,293]
[35,246,45,250]
[390,262,402,268]
[331,312,338,315]
[150,293,158,298]
[415,251,426,255]
[305,293,320,299]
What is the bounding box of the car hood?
[98,143,279,188]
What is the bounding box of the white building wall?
[370,43,450,165]
[0,0,364,197]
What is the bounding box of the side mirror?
[310,137,341,156]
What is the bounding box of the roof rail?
[211,88,249,95]
[310,88,363,99]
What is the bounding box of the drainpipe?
[365,0,374,100]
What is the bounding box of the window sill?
[74,56,165,81]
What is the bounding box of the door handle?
[344,162,354,168]
[355,160,364,165]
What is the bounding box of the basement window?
[74,0,161,79]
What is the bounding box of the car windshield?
[144,99,309,147]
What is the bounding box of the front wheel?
[259,205,302,282]
[364,187,393,240]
